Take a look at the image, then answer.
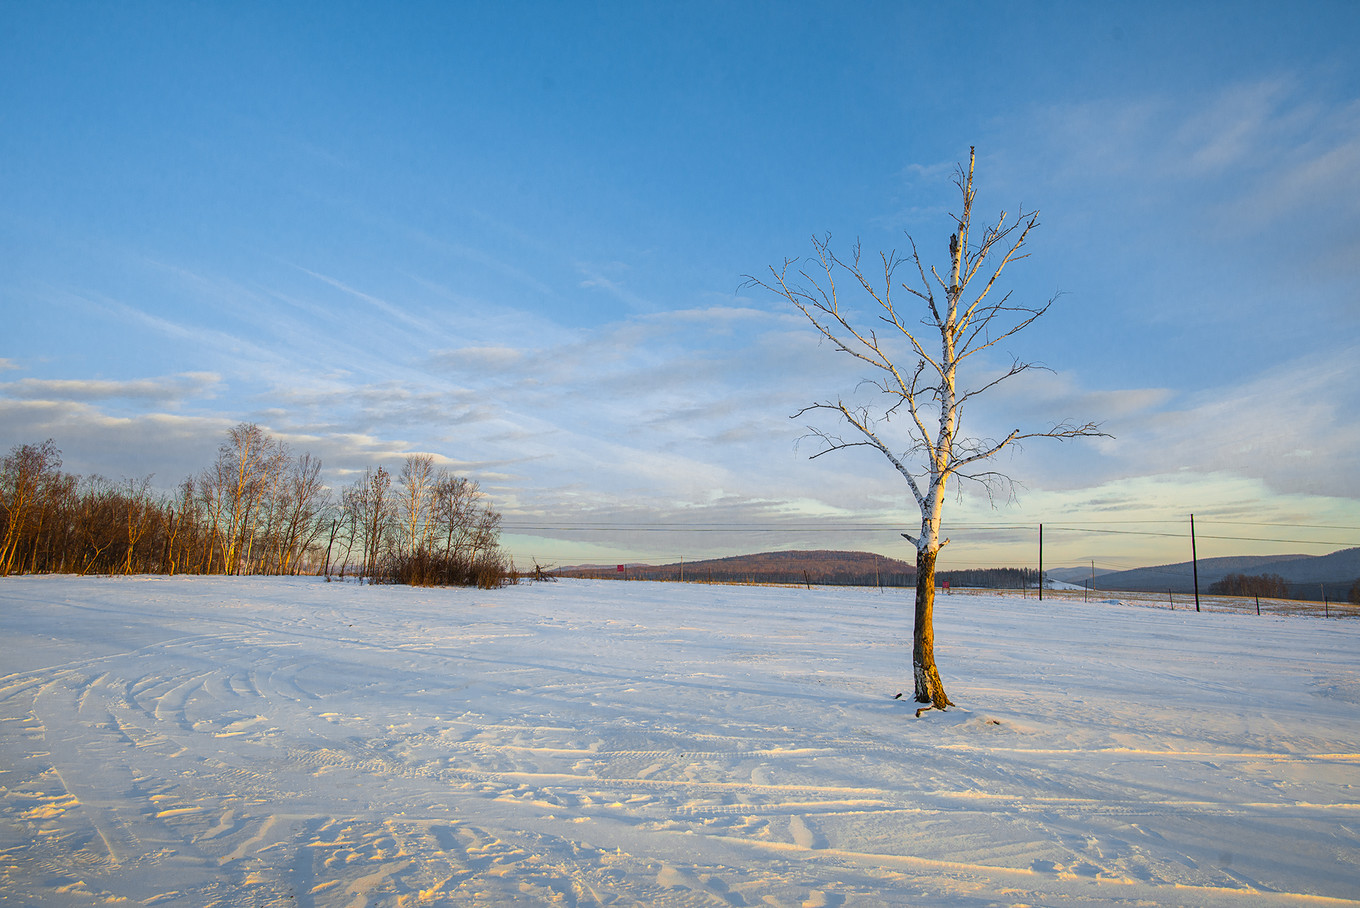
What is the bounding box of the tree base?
[913,665,954,711]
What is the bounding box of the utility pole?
[1190,514,1201,613]
[1038,524,1044,602]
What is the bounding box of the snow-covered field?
[1,576,1357,907]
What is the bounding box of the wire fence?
[944,586,1360,620]
[498,516,1360,608]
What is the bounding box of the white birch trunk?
[751,147,1104,711]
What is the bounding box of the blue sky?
[3,1,1359,572]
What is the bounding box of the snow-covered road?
[2,576,1357,906]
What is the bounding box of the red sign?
[616,565,625,572]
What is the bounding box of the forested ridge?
[559,550,1042,590]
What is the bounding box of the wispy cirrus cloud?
[1009,76,1360,250]
[404,227,559,300]
[576,260,656,313]
[428,346,526,373]
[1126,350,1360,499]
[295,267,437,335]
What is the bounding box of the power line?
[503,521,1356,545]
[1199,521,1360,530]
[1037,525,1358,548]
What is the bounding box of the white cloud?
[960,342,1360,500]
[0,399,234,482]
[0,372,221,404]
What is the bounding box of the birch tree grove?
[0,428,510,586]
[379,455,509,588]
[747,148,1106,710]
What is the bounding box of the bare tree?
[204,423,283,574]
[343,466,394,579]
[431,474,480,560]
[74,476,120,575]
[332,495,361,578]
[746,148,1106,709]
[197,452,231,574]
[396,454,437,557]
[468,504,502,567]
[165,477,199,576]
[276,453,331,575]
[120,477,153,575]
[0,439,62,576]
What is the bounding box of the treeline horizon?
[0,427,512,587]
[558,554,1043,591]
[1206,571,1360,604]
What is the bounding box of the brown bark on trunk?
[913,547,953,709]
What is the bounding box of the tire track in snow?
[719,833,1360,907]
[3,576,1358,906]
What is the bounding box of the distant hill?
[1047,565,1118,585]
[1095,548,1360,599]
[556,549,1042,590]
[558,550,916,587]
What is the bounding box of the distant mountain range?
[1093,548,1360,599]
[556,547,1360,599]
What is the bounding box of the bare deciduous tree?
[747,147,1106,710]
[120,477,153,575]
[0,440,62,576]
[277,453,331,575]
[343,466,394,579]
[396,453,437,557]
[202,423,288,574]
[432,474,480,560]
